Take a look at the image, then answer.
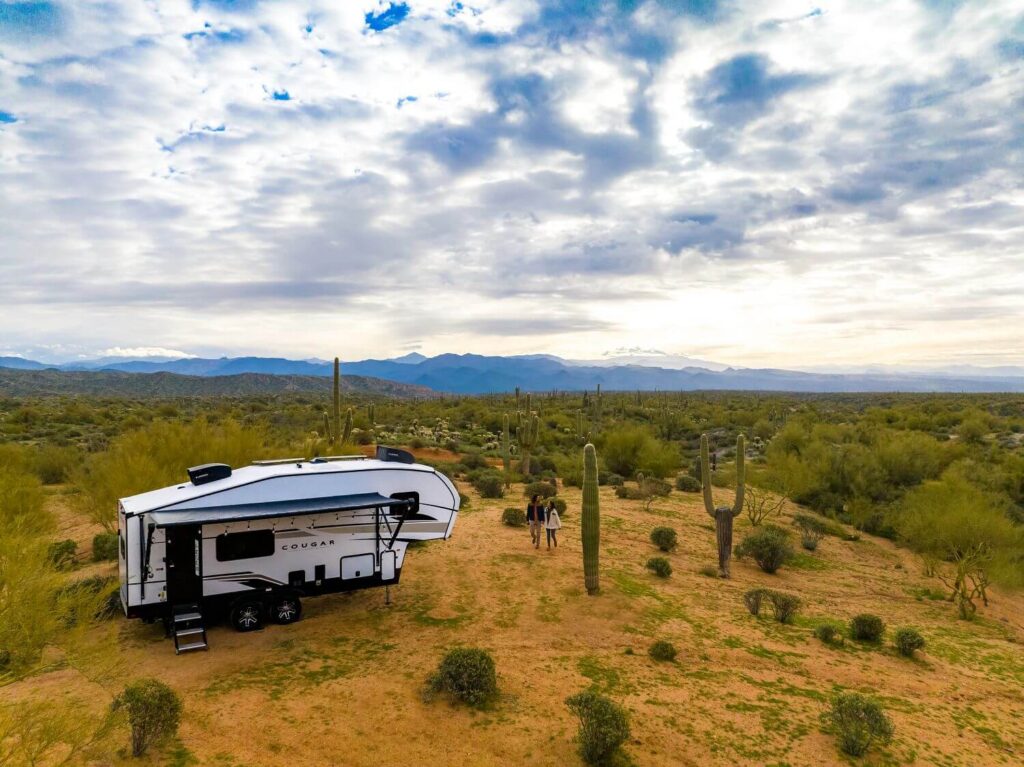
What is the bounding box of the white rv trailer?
[117,446,459,653]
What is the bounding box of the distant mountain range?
[0,368,433,398]
[2,353,1024,394]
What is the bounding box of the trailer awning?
[147,492,413,528]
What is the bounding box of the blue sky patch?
[366,3,409,32]
[0,111,18,124]
[272,90,291,101]
[396,95,418,109]
[0,1,62,36]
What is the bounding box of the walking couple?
[526,494,561,550]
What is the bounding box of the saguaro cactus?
[322,412,332,444]
[701,433,746,578]
[342,407,353,444]
[332,357,341,448]
[582,442,600,595]
[502,413,511,487]
[367,403,375,426]
[517,413,539,477]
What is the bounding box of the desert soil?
[7,484,1024,766]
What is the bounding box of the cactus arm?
[732,434,746,517]
[700,434,716,518]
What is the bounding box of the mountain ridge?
[2,353,1024,393]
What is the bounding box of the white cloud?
[0,0,1022,366]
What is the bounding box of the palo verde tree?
[701,433,746,578]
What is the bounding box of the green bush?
[675,474,701,492]
[699,564,719,578]
[643,477,672,497]
[767,591,801,623]
[649,526,678,552]
[461,452,489,470]
[501,507,526,527]
[823,692,894,757]
[92,532,119,561]
[472,472,505,498]
[645,556,672,578]
[613,485,642,500]
[605,473,624,487]
[814,624,842,645]
[524,480,557,499]
[426,648,498,707]
[793,512,828,551]
[648,640,677,662]
[893,627,925,657]
[565,689,630,766]
[47,539,78,570]
[743,588,767,616]
[735,525,794,574]
[850,614,885,642]
[552,497,567,514]
[112,678,183,757]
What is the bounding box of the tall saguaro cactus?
[367,403,375,426]
[502,413,512,487]
[517,413,539,477]
[332,357,341,448]
[582,443,600,595]
[700,433,746,578]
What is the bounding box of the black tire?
[230,600,264,632]
[271,594,302,625]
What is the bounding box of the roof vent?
[376,445,415,464]
[187,463,232,486]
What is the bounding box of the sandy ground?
[9,484,1024,766]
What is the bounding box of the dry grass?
[7,485,1024,766]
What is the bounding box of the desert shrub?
[675,474,701,492]
[649,526,678,552]
[743,588,767,616]
[0,466,49,536]
[793,512,828,551]
[425,648,497,707]
[648,640,677,662]
[699,564,719,578]
[552,497,567,514]
[893,627,925,657]
[605,473,624,487]
[823,692,894,757]
[111,678,183,757]
[75,418,268,531]
[461,452,489,470]
[614,485,642,500]
[645,557,672,578]
[92,532,119,561]
[47,539,78,570]
[472,472,504,499]
[814,624,842,645]
[850,614,885,642]
[735,525,794,574]
[501,507,526,527]
[643,477,672,497]
[61,575,121,621]
[565,689,630,766]
[30,444,81,484]
[767,591,801,623]
[524,480,557,499]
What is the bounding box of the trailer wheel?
[272,594,302,625]
[230,600,263,632]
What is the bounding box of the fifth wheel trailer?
[117,446,459,653]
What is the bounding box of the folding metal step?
[171,603,209,654]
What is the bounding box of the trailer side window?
[216,530,275,561]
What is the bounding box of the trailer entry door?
[166,524,203,604]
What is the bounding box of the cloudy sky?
[1,0,1022,367]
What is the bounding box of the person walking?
[544,499,561,549]
[526,494,544,549]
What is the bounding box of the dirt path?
[12,485,1024,766]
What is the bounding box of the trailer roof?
[119,458,434,514]
[147,491,411,528]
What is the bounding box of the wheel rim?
[237,605,259,628]
[277,601,297,621]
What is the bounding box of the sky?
[1,0,1023,368]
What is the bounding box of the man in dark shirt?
[526,494,544,549]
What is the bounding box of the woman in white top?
[544,499,562,549]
